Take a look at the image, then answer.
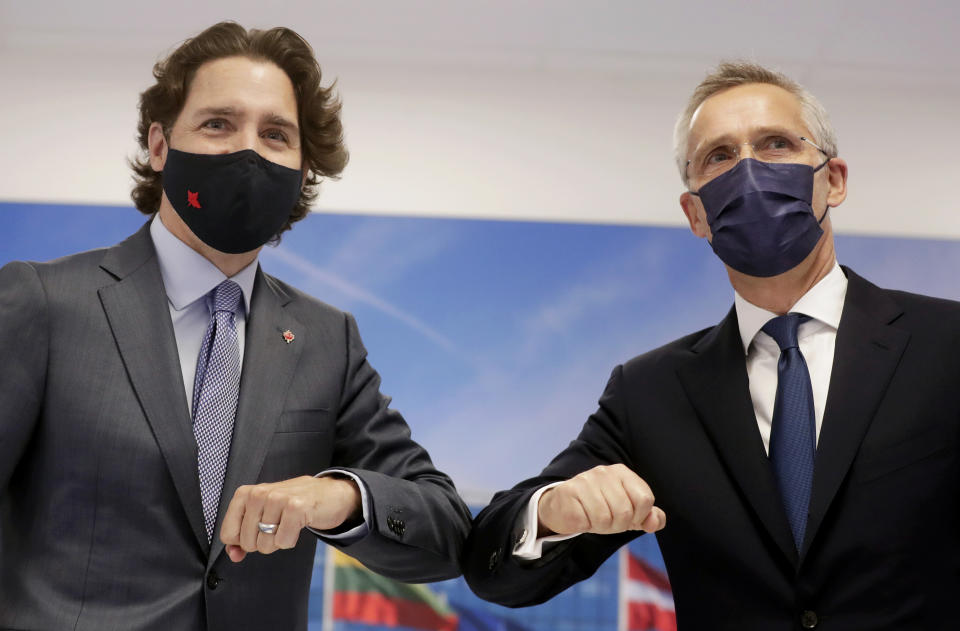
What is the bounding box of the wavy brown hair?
[130,21,348,237]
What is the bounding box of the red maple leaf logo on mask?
[187,190,202,209]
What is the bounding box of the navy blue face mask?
[690,157,830,277]
[162,148,302,254]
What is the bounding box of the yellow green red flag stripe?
[331,550,458,631]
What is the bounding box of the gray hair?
[673,61,838,186]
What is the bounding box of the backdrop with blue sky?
[3,202,959,498]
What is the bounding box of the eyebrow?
[263,113,299,133]
[194,106,239,119]
[193,106,300,133]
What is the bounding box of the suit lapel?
[801,268,909,558]
[97,224,209,551]
[677,307,799,566]
[208,270,303,567]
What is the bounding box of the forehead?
[687,83,808,148]
[180,56,298,120]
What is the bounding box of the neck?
[157,202,260,278]
[729,238,837,315]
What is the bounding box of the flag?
[449,601,533,631]
[618,549,676,631]
[324,549,458,631]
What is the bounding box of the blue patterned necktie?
[762,313,816,550]
[192,280,243,542]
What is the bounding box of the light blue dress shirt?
[149,216,368,542]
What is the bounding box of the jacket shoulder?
[3,246,120,292]
[620,324,718,380]
[887,287,960,316]
[846,267,960,331]
[260,271,352,324]
[10,245,111,272]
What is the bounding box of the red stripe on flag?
[628,601,677,631]
[333,591,458,631]
[627,554,672,592]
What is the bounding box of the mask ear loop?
[818,206,830,225]
[812,157,831,173]
[813,156,832,224]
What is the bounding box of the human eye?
[262,128,290,144]
[760,135,797,153]
[704,146,734,165]
[200,118,229,132]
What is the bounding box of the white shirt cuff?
[512,481,580,560]
[306,469,370,542]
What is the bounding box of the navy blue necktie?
[192,280,243,542]
[762,313,815,550]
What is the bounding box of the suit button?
[488,548,501,570]
[206,571,221,590]
[800,610,818,629]
[387,516,404,537]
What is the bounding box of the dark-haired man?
[0,22,470,630]
[464,62,960,629]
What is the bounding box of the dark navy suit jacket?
[465,268,960,630]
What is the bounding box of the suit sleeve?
[462,364,639,607]
[322,312,471,583]
[0,262,48,491]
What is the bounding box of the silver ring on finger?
[257,521,278,535]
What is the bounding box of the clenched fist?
[220,475,361,562]
[537,464,666,536]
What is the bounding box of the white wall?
[1,0,958,239]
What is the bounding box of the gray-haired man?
[464,62,960,629]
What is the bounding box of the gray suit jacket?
[0,223,470,630]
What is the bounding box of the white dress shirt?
[738,263,848,454]
[149,216,369,541]
[514,263,849,559]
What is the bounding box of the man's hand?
[220,475,361,563]
[537,464,666,536]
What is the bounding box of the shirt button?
[206,571,221,590]
[800,610,818,629]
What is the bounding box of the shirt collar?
[150,215,257,314]
[734,262,848,355]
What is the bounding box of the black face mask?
[161,148,302,254]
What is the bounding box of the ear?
[680,191,711,240]
[824,157,848,208]
[148,122,169,172]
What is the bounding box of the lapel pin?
[282,329,295,344]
